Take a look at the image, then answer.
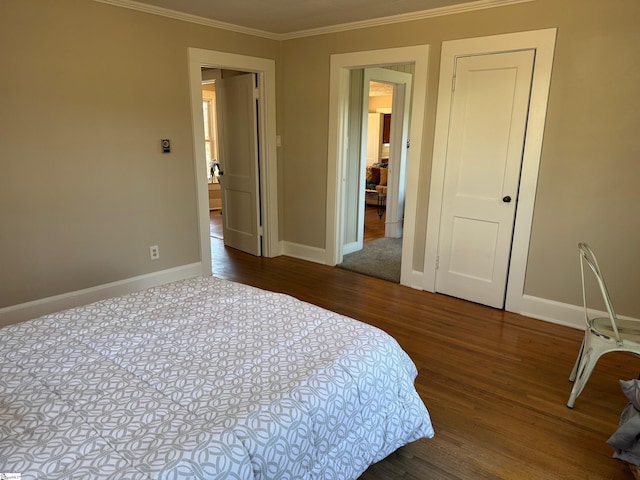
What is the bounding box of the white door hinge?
[435,255,440,270]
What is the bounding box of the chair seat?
[591,317,640,344]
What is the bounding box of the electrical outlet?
[149,245,159,260]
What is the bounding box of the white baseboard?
[520,295,586,330]
[402,269,426,291]
[520,294,639,331]
[391,274,592,329]
[0,262,203,328]
[281,241,327,265]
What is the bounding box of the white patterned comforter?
[0,276,434,479]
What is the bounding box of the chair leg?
[569,337,586,383]
[567,349,594,408]
[567,338,609,408]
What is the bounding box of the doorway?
[187,48,280,276]
[201,69,261,255]
[362,67,412,241]
[337,66,413,283]
[325,45,430,288]
[424,29,557,312]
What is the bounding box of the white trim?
[93,0,533,41]
[343,241,361,255]
[423,28,557,313]
[0,263,202,328]
[281,0,534,39]
[326,45,430,295]
[281,242,326,265]
[187,48,281,273]
[520,295,640,331]
[405,270,426,291]
[326,64,351,266]
[521,295,585,330]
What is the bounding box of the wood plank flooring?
[210,239,638,479]
[364,204,385,243]
[209,209,223,239]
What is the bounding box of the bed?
[0,276,434,479]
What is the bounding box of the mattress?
[0,276,434,479]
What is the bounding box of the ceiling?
[114,0,521,36]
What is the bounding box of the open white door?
[384,73,411,239]
[215,73,261,256]
[435,50,535,308]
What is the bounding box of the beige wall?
[0,0,279,308]
[279,0,640,317]
[2,0,639,320]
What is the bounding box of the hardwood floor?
[364,204,385,243]
[210,239,638,479]
[209,209,223,239]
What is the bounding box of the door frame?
[326,45,429,287]
[187,48,280,275]
[423,29,557,312]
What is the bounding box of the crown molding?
[282,0,535,40]
[93,0,281,40]
[93,0,535,41]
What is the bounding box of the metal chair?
[567,243,640,408]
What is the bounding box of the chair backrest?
[578,242,620,342]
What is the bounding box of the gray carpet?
[337,237,402,283]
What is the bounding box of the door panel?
[436,50,534,308]
[216,73,261,256]
[449,217,499,281]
